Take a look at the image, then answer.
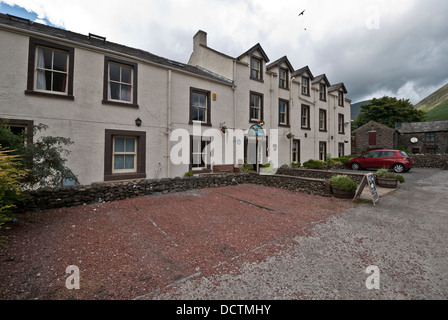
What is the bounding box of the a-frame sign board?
[353,173,379,206]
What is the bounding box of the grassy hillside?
[415,83,448,111]
[424,99,448,121]
[414,83,448,121]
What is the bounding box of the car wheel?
[351,162,361,170]
[393,164,405,173]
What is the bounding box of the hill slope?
[415,83,448,121]
[350,100,371,121]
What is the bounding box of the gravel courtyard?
[1,168,447,300]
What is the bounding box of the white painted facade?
[0,15,351,186]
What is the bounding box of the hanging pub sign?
[353,173,379,206]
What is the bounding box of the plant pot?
[332,186,356,199]
[377,177,398,188]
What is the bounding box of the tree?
[0,122,74,189]
[352,96,425,130]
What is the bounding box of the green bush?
[184,171,194,177]
[291,162,301,168]
[0,146,28,233]
[376,168,405,183]
[330,175,357,192]
[303,159,323,169]
[332,155,353,165]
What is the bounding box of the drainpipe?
[167,69,172,178]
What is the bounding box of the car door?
[360,151,379,168]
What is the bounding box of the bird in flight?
[299,10,305,16]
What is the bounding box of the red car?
[348,149,414,173]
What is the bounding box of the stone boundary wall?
[21,173,330,212]
[411,154,448,169]
[276,167,366,184]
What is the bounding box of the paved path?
[152,168,448,299]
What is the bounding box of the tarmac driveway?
[151,168,448,300]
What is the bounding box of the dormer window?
[250,56,262,81]
[338,91,344,106]
[279,68,288,89]
[302,77,310,96]
[319,84,326,101]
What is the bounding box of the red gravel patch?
[0,184,355,300]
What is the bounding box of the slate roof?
[266,56,294,72]
[328,82,348,94]
[0,13,233,86]
[236,43,270,62]
[398,120,448,133]
[291,66,314,80]
[312,74,331,86]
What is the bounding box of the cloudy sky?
[1,0,447,104]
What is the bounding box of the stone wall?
[411,154,448,169]
[276,167,366,183]
[21,173,330,212]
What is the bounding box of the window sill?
[104,172,146,182]
[189,121,212,127]
[250,77,264,83]
[301,127,311,130]
[278,124,290,128]
[102,100,139,109]
[25,90,74,100]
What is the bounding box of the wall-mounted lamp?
[135,118,142,127]
[305,133,308,138]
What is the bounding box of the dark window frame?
[279,67,289,90]
[103,56,139,108]
[189,87,212,126]
[104,129,146,182]
[319,141,327,161]
[278,99,290,127]
[425,132,435,142]
[319,109,327,132]
[319,83,327,101]
[301,76,310,96]
[26,37,75,100]
[292,139,301,164]
[338,91,345,106]
[338,113,345,134]
[249,91,264,124]
[250,55,264,82]
[338,143,345,158]
[189,135,211,173]
[301,104,311,130]
[0,118,34,146]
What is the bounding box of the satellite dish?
[411,137,418,144]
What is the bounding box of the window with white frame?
[292,140,300,163]
[338,143,345,158]
[191,136,210,171]
[250,57,262,80]
[319,141,327,161]
[108,62,134,103]
[319,84,326,101]
[190,88,210,124]
[302,77,310,96]
[279,99,289,126]
[301,105,310,129]
[338,114,345,134]
[250,92,263,122]
[112,136,137,173]
[35,46,69,94]
[319,109,327,131]
[279,68,288,89]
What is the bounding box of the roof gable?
[266,56,294,72]
[328,82,348,94]
[312,74,331,86]
[292,66,314,80]
[237,43,270,62]
[352,120,396,134]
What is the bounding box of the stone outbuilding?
[397,120,448,154]
[351,120,399,155]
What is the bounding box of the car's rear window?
[399,151,409,157]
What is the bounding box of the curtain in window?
[36,48,46,90]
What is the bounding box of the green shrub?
[0,146,28,233]
[332,155,353,165]
[303,159,323,169]
[376,169,405,183]
[330,175,357,192]
[291,162,301,168]
[184,171,194,177]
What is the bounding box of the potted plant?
[220,125,227,134]
[286,132,294,139]
[375,168,405,188]
[330,175,357,199]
